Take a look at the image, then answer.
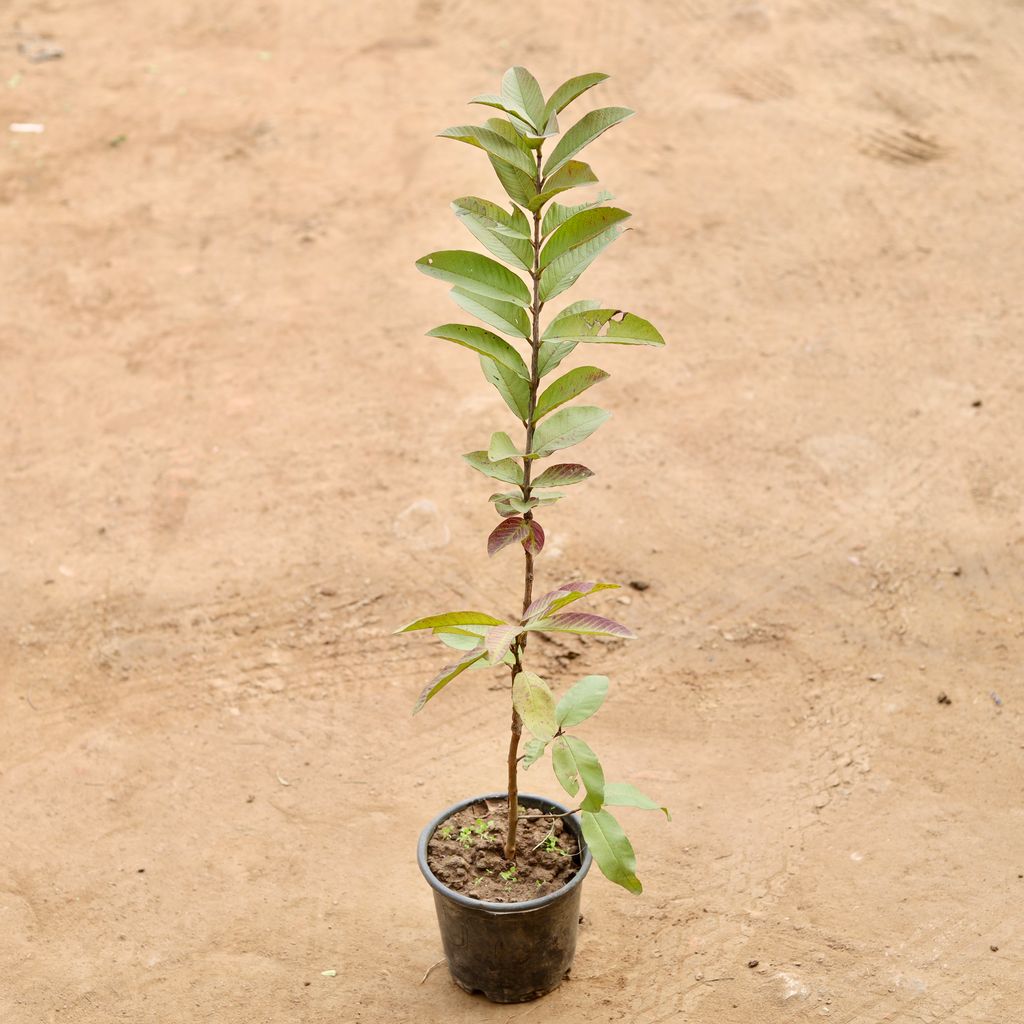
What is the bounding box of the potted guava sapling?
[397,67,669,1003]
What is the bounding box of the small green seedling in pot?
[397,66,670,893]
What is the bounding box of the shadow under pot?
[417,791,593,1003]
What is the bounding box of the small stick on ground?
[420,957,447,984]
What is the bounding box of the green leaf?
[416,250,530,306]
[543,72,610,123]
[543,299,602,336]
[527,161,598,211]
[489,154,538,208]
[556,675,609,728]
[480,356,530,421]
[468,92,510,114]
[488,431,521,461]
[552,735,605,809]
[486,623,521,665]
[580,809,642,894]
[539,225,621,302]
[501,66,546,130]
[463,450,523,485]
[603,781,671,820]
[521,737,548,769]
[537,340,578,379]
[513,671,558,741]
[527,611,635,639]
[531,463,594,488]
[396,610,505,633]
[412,650,487,714]
[531,405,610,457]
[540,207,631,270]
[438,124,536,176]
[427,324,529,379]
[451,198,533,273]
[451,288,530,339]
[543,107,635,178]
[524,580,620,620]
[533,366,610,422]
[541,190,614,238]
[488,516,531,556]
[542,308,665,347]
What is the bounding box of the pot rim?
[417,791,593,913]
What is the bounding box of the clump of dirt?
[426,800,581,903]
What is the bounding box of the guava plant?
[397,67,668,893]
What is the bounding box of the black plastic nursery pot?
[417,791,593,1003]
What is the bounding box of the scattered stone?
[868,673,884,682]
[628,580,650,591]
[990,945,999,952]
[937,692,952,705]
[748,959,759,968]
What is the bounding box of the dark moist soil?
[426,800,581,903]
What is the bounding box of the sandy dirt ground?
[3,1,1024,1021]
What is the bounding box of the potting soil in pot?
[426,799,580,903]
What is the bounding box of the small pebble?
[629,580,650,591]
[990,945,999,952]
[937,692,952,705]
[747,959,759,968]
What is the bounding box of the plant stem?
[504,144,545,863]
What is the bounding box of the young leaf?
[451,198,533,273]
[543,107,635,178]
[603,781,671,820]
[522,519,545,555]
[513,671,558,741]
[523,580,619,621]
[527,161,598,211]
[486,623,521,665]
[580,809,642,894]
[539,226,621,302]
[480,356,530,421]
[521,737,548,769]
[531,463,594,488]
[396,610,505,633]
[556,675,610,728]
[488,431,521,462]
[541,190,615,238]
[501,66,546,131]
[435,628,487,651]
[552,735,605,809]
[542,72,610,123]
[533,366,610,422]
[463,450,523,485]
[416,251,530,306]
[542,308,666,347]
[451,289,530,339]
[527,611,636,639]
[412,650,487,714]
[531,406,610,457]
[488,516,531,556]
[490,492,561,517]
[427,324,530,379]
[540,207,631,270]
[438,124,536,176]
[489,491,523,518]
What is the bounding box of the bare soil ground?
[2,2,1023,1021]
